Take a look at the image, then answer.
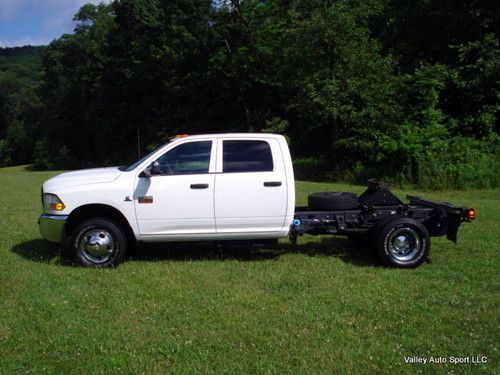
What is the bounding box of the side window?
[156,141,212,175]
[223,140,273,173]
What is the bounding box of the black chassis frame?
[291,195,473,244]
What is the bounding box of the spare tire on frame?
[308,192,359,211]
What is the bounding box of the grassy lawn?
[0,165,498,374]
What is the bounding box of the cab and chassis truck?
[39,133,475,268]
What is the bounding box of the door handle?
[190,184,209,189]
[263,181,282,187]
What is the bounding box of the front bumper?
[39,214,68,243]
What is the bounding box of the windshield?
[119,145,165,172]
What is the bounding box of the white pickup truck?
[39,133,474,268]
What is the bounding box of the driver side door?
[134,139,216,239]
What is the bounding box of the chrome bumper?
[39,214,68,243]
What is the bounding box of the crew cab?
[39,133,474,268]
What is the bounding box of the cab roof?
[171,133,283,140]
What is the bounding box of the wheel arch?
[65,204,136,246]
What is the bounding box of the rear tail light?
[466,208,475,220]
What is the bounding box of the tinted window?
[156,141,212,175]
[122,144,164,172]
[223,140,273,173]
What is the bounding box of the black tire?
[308,192,359,211]
[376,217,430,268]
[70,218,127,268]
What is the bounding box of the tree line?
[0,0,498,189]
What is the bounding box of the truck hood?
[43,167,122,191]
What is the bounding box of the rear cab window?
[222,140,273,173]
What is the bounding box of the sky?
[0,0,109,48]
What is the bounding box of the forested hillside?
[0,0,498,189]
[0,46,44,165]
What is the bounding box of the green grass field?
[0,166,498,374]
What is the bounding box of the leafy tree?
[0,0,497,189]
[444,34,499,140]
[0,46,44,165]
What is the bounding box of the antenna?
[137,128,141,158]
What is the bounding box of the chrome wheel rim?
[79,229,115,264]
[387,227,420,262]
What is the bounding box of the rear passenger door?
[214,138,287,233]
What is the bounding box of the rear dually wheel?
[376,217,430,268]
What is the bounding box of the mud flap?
[446,212,462,244]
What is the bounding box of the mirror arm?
[141,167,152,178]
[141,161,161,178]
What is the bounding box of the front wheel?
[71,218,127,267]
[376,217,430,268]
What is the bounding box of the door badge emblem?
[138,196,153,204]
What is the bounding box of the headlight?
[43,193,66,211]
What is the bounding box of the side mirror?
[151,161,162,175]
[141,161,161,178]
